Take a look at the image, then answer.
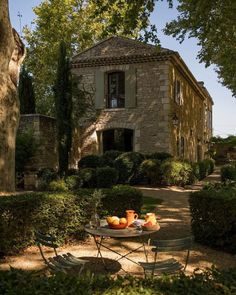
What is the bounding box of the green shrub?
[37,168,58,190]
[100,150,122,167]
[48,179,68,192]
[78,168,97,188]
[114,152,145,183]
[161,160,193,186]
[221,164,236,182]
[101,185,143,217]
[65,175,82,190]
[96,167,118,188]
[140,159,161,185]
[0,192,91,256]
[1,267,236,295]
[78,155,102,168]
[198,159,215,180]
[189,186,236,253]
[148,152,173,162]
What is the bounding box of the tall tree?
[54,41,72,176]
[18,65,36,114]
[23,0,161,115]
[164,0,236,97]
[0,0,25,192]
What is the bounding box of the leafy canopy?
[24,0,164,115]
[165,0,236,97]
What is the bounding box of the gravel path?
[1,168,236,275]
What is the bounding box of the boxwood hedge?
[189,185,236,253]
[0,267,236,295]
[0,186,143,256]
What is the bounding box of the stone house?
[71,36,213,166]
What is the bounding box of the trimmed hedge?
[101,185,143,217]
[221,164,236,182]
[114,152,145,183]
[0,267,236,295]
[0,192,91,256]
[0,186,143,256]
[140,159,161,185]
[189,185,236,253]
[96,167,118,188]
[161,160,194,186]
[78,155,102,169]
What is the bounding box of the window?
[107,72,125,108]
[174,79,183,105]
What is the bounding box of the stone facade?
[18,114,58,189]
[71,36,213,165]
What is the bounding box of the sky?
[9,0,236,137]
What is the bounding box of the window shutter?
[125,67,136,108]
[95,69,105,109]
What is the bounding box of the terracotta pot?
[126,210,139,226]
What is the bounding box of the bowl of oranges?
[106,216,128,229]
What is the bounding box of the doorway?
[102,128,133,153]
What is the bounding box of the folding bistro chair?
[139,236,193,276]
[35,231,88,274]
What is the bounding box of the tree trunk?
[0,0,25,192]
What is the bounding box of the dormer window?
[107,71,125,108]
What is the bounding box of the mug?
[126,210,139,226]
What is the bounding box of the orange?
[119,217,127,224]
[112,219,120,225]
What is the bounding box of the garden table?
[84,219,159,273]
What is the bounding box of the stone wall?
[18,114,58,189]
[169,65,213,162]
[71,61,172,166]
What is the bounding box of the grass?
[141,196,163,217]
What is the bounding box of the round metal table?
[84,219,159,273]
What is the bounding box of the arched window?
[107,71,125,108]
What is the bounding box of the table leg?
[92,235,108,271]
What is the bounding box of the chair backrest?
[35,231,59,262]
[151,236,193,252]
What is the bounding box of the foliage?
[54,41,72,176]
[65,175,82,190]
[37,168,58,190]
[221,164,236,182]
[18,65,36,114]
[48,179,69,192]
[140,159,161,185]
[78,168,97,188]
[189,186,236,253]
[165,0,236,96]
[15,129,38,173]
[100,150,123,167]
[198,159,215,180]
[114,152,145,183]
[0,192,91,256]
[78,155,102,169]
[148,152,173,162]
[161,160,193,186]
[1,267,236,294]
[23,0,161,115]
[96,167,118,188]
[100,185,143,217]
[211,135,236,146]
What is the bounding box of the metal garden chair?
[35,231,88,274]
[139,236,193,276]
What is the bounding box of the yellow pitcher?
[145,213,157,225]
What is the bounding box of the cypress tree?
[18,65,36,114]
[54,41,72,176]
